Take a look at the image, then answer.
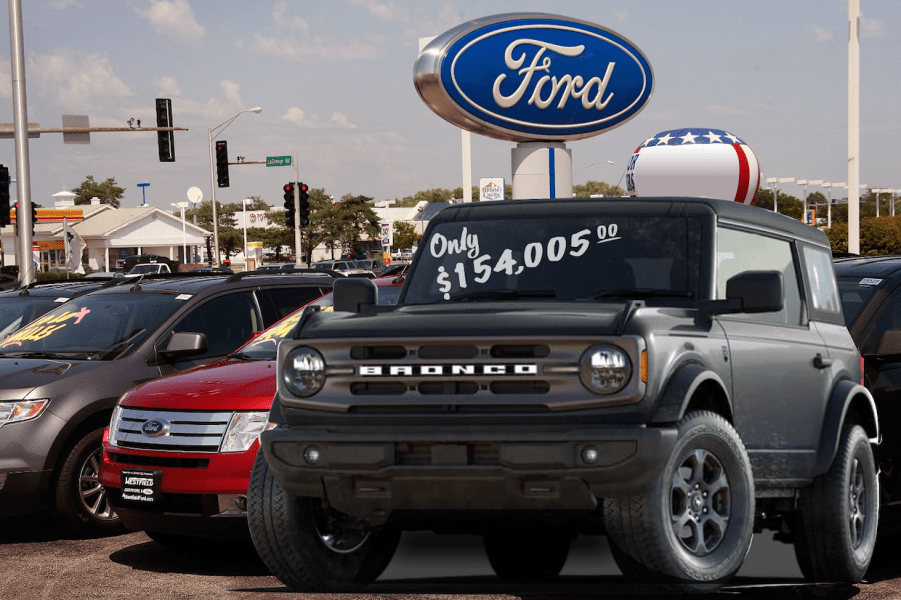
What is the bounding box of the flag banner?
[64,219,86,274]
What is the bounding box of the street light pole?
[242,198,251,269]
[171,202,188,263]
[207,107,262,266]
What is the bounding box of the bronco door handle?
[813,353,832,369]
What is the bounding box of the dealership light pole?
[207,107,262,265]
[242,198,251,268]
[766,177,795,213]
[171,202,188,263]
[822,182,845,227]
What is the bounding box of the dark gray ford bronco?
[249,197,879,592]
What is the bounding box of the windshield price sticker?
[54,297,69,303]
[175,294,193,301]
[859,278,882,286]
[0,306,92,347]
[432,224,620,299]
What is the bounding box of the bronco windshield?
[0,292,188,360]
[402,214,703,305]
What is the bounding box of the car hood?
[302,301,628,339]
[118,359,276,411]
[0,357,107,400]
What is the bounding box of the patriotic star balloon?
[625,128,760,204]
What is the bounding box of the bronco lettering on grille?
[359,364,538,376]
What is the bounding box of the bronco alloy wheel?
[247,452,400,591]
[794,424,878,582]
[604,411,755,593]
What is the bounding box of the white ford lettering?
[359,364,538,376]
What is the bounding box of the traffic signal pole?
[293,157,302,262]
[8,0,35,285]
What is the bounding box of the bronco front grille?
[112,408,233,453]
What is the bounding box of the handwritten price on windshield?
[435,224,620,299]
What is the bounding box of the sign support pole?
[293,156,301,263]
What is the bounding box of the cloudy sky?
[2,0,898,210]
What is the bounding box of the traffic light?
[0,164,10,227]
[298,182,310,227]
[283,182,296,229]
[215,141,229,187]
[155,98,175,162]
[31,202,37,235]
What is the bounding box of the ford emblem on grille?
[414,13,653,142]
[141,419,170,437]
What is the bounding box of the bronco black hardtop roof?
[430,196,829,248]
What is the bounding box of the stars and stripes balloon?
[625,128,760,204]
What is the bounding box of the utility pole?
[8,0,34,285]
[293,157,302,263]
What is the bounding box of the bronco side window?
[716,228,801,326]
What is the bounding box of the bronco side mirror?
[333,278,378,314]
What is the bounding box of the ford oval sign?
[414,13,653,142]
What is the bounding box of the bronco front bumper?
[260,421,677,519]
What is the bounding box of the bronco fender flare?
[651,362,732,424]
[813,379,879,476]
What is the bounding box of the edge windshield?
[0,292,189,360]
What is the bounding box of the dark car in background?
[0,272,333,534]
[834,255,901,529]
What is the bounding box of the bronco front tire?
[247,452,400,591]
[604,411,754,593]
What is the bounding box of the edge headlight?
[283,346,326,397]
[579,345,632,395]
[0,399,50,430]
[221,411,275,453]
[107,405,124,448]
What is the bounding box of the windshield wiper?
[1,351,87,360]
[592,288,694,299]
[449,289,557,302]
[227,351,269,361]
[88,328,146,360]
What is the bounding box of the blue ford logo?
[414,13,653,142]
[141,419,169,438]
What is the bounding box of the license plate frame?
[120,469,161,504]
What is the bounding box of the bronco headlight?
[579,345,632,395]
[221,411,274,453]
[283,347,326,397]
[0,399,50,430]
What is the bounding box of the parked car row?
[0,271,335,532]
[98,275,404,544]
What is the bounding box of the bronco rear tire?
[793,424,877,582]
[604,411,754,593]
[483,526,571,581]
[247,452,400,591]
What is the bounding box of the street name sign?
[266,156,292,167]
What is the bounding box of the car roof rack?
[224,270,341,284]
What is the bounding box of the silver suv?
[250,197,878,592]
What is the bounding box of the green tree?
[392,221,418,250]
[753,188,803,220]
[825,216,901,256]
[414,188,453,204]
[572,180,624,198]
[71,175,125,208]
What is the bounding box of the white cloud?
[860,15,885,39]
[48,0,83,9]
[614,10,629,22]
[282,107,315,127]
[155,76,181,97]
[282,108,358,130]
[248,1,384,61]
[810,24,833,43]
[134,0,205,44]
[344,0,408,22]
[28,50,132,110]
[220,80,243,107]
[330,111,357,129]
[0,57,10,99]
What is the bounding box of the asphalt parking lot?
[3,514,901,600]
